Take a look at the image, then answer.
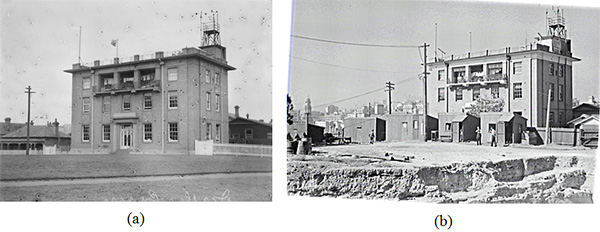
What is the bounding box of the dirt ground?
[288,141,596,203]
[0,154,272,201]
[1,173,271,201]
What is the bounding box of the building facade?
[427,10,579,128]
[428,38,579,128]
[64,45,235,154]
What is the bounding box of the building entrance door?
[120,124,133,149]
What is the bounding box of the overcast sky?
[0,0,272,125]
[289,0,599,112]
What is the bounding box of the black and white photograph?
[287,0,598,203]
[0,0,272,202]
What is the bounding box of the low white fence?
[195,140,271,157]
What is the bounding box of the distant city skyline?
[0,0,272,125]
[289,0,599,114]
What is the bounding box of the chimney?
[234,105,240,118]
[4,117,10,124]
[246,113,249,119]
[52,118,60,137]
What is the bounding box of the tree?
[287,94,294,125]
[467,97,505,117]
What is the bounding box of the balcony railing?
[94,80,161,95]
[448,74,508,87]
[429,43,552,63]
[79,47,218,68]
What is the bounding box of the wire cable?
[291,55,421,74]
[292,35,420,48]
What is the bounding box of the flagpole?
[78,26,82,64]
[116,39,119,58]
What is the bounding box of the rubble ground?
[287,141,595,203]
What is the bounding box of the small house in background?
[572,103,600,119]
[343,117,385,144]
[0,117,26,137]
[229,105,272,145]
[437,112,479,142]
[0,119,71,154]
[568,114,599,147]
[381,114,437,141]
[480,112,527,146]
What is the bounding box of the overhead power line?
[310,73,422,109]
[291,55,420,74]
[292,35,420,48]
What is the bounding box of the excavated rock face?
[288,155,593,203]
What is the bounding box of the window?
[514,83,523,99]
[102,96,111,113]
[102,125,110,142]
[491,86,500,99]
[143,93,152,109]
[245,128,253,139]
[167,68,177,81]
[445,123,451,131]
[82,97,91,113]
[489,123,496,132]
[206,123,212,140]
[205,69,211,83]
[438,88,445,102]
[215,94,220,112]
[473,87,481,100]
[214,73,220,85]
[456,88,463,101]
[558,84,564,101]
[559,112,564,126]
[206,92,211,110]
[143,124,152,142]
[413,120,419,130]
[549,112,554,126]
[83,78,90,89]
[549,63,554,76]
[549,83,555,101]
[487,63,503,79]
[215,124,221,142]
[232,133,241,139]
[168,91,178,109]
[82,125,90,142]
[438,70,445,81]
[123,94,131,111]
[168,122,178,142]
[513,62,522,74]
[557,64,564,77]
[402,122,408,128]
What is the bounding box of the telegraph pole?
[24,86,35,155]
[385,81,395,114]
[420,43,430,141]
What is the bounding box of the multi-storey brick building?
[64,44,235,154]
[427,9,579,129]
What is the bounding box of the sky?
[0,0,272,125]
[289,0,600,112]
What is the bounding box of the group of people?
[474,126,497,147]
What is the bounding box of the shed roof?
[451,114,469,122]
[1,125,70,139]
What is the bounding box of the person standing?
[491,127,497,147]
[369,130,375,144]
[475,126,482,145]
